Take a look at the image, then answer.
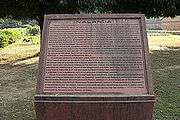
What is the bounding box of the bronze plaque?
[37,14,151,94]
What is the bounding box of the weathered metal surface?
[37,14,151,94]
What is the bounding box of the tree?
[176,0,180,14]
[0,0,179,32]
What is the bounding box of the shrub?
[26,25,40,35]
[0,32,9,48]
[23,36,40,45]
[0,28,25,48]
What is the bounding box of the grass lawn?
[151,50,180,120]
[0,34,180,120]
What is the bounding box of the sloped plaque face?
[38,14,150,94]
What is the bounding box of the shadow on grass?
[150,48,180,120]
[11,52,39,64]
[150,48,180,69]
[0,56,38,120]
[0,52,39,69]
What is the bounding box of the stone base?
[34,95,155,120]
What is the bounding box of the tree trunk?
[35,15,44,56]
[36,15,44,39]
[39,18,44,35]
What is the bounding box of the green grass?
[151,50,180,120]
[0,35,180,120]
[153,69,180,120]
